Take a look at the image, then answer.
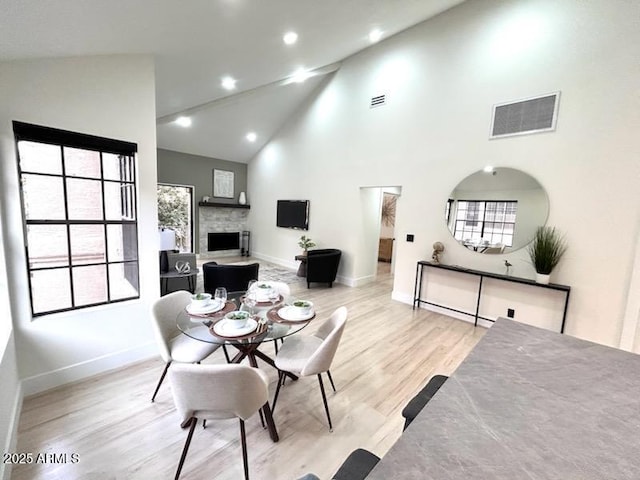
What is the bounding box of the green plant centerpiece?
[298,235,316,254]
[528,226,567,284]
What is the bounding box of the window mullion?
[60,145,76,309]
[100,151,111,302]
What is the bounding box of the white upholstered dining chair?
[169,363,272,480]
[150,290,222,402]
[272,306,348,431]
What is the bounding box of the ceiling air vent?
[490,92,560,139]
[370,94,387,108]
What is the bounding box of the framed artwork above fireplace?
[213,169,234,198]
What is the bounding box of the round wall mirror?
[446,168,549,254]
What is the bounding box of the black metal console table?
[412,261,571,333]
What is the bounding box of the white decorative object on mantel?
[238,191,247,205]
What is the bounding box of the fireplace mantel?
[198,201,250,209]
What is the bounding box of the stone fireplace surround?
[198,206,248,257]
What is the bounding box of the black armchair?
[306,248,341,288]
[202,262,259,294]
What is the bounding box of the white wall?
[248,0,640,348]
[0,187,21,480]
[0,55,159,394]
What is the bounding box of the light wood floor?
[13,261,486,480]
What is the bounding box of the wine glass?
[244,290,257,316]
[247,279,257,294]
[268,286,280,307]
[214,287,227,307]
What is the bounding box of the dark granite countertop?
[367,318,640,479]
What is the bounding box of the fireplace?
[208,232,240,251]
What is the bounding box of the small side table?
[160,269,199,296]
[294,254,307,277]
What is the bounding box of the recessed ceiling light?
[369,29,383,43]
[175,116,192,127]
[283,31,298,45]
[246,132,257,142]
[483,166,494,173]
[221,76,236,90]
[291,68,311,83]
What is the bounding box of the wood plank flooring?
[12,261,486,480]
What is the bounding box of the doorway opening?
[378,192,398,274]
[157,184,194,253]
[359,186,402,287]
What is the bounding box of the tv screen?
[277,200,309,230]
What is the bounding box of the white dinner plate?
[186,300,224,315]
[277,306,314,322]
[213,318,258,337]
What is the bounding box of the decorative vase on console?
[528,226,567,284]
[238,191,247,205]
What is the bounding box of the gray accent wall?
[157,148,248,253]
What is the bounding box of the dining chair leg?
[151,361,172,402]
[317,374,333,432]
[273,339,279,355]
[175,417,197,480]
[239,419,250,480]
[326,370,337,392]
[258,409,266,429]
[272,371,285,413]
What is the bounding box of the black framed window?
[14,122,139,317]
[453,200,517,247]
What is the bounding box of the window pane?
[107,224,138,262]
[31,268,72,314]
[22,174,66,220]
[67,178,103,220]
[73,265,107,306]
[109,262,139,300]
[104,181,136,220]
[27,225,69,269]
[70,225,105,265]
[64,147,101,178]
[103,153,134,182]
[18,141,62,175]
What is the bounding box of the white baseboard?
[348,274,374,287]
[21,342,157,396]
[251,251,299,271]
[0,383,23,480]
[253,252,356,287]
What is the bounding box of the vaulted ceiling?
[1,0,465,162]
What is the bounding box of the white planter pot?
[535,273,551,284]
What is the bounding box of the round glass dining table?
[175,291,315,444]
[176,291,312,347]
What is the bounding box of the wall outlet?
[507,308,515,318]
[406,234,414,242]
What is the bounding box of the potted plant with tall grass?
[528,226,567,284]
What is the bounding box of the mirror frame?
[446,168,549,254]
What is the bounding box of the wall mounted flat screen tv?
[277,200,309,230]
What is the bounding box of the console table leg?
[474,276,484,327]
[413,262,423,310]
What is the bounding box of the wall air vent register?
[490,92,560,139]
[370,94,387,108]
